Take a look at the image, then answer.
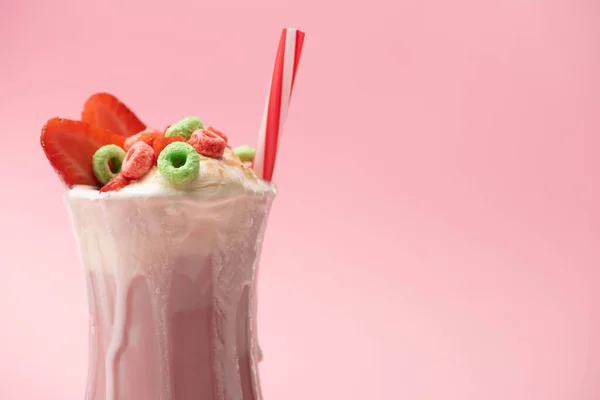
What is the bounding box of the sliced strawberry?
[41,118,126,187]
[153,135,186,158]
[124,128,164,151]
[82,93,146,137]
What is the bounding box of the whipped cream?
[69,147,274,199]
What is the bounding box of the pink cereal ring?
[206,126,228,143]
[189,129,226,158]
[100,173,131,193]
[124,128,163,151]
[121,141,155,180]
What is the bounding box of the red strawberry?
[124,128,164,150]
[82,93,146,137]
[153,135,186,158]
[41,118,126,187]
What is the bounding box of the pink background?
[1,0,599,399]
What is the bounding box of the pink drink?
[67,187,275,400]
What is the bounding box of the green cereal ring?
[233,145,256,162]
[164,116,203,141]
[93,144,126,185]
[157,142,200,185]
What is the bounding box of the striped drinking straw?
[253,28,305,181]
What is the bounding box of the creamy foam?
[69,147,273,200]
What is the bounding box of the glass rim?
[64,183,277,202]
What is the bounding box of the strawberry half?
[82,93,146,137]
[41,118,127,187]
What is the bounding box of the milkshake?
[67,147,274,399]
[40,102,276,400]
[39,27,305,400]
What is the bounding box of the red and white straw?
[253,28,305,181]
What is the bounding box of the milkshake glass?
[39,27,304,400]
[66,183,275,400]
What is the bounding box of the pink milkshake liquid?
[67,188,275,400]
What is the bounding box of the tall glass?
[66,187,276,400]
